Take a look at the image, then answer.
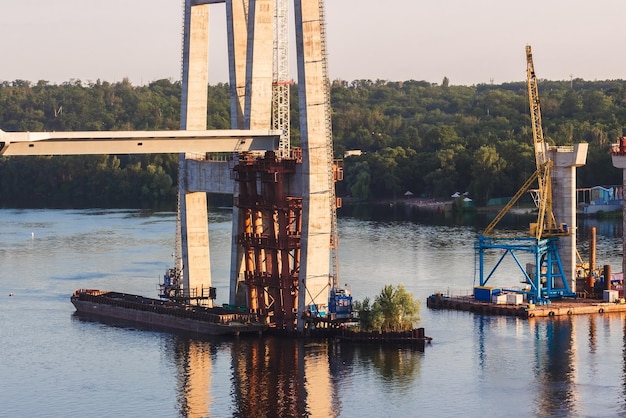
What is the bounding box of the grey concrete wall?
[226,0,248,130]
[295,0,333,329]
[185,159,304,195]
[244,0,274,130]
[611,154,626,278]
[551,143,588,292]
[185,160,235,194]
[180,1,212,299]
[227,0,250,305]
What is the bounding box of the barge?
[71,289,267,336]
[427,292,626,319]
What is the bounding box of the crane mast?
[483,45,568,239]
[526,45,567,240]
[526,45,548,170]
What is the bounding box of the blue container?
[474,286,493,302]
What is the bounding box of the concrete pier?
[610,137,626,278]
[295,0,335,331]
[179,1,212,300]
[549,143,588,293]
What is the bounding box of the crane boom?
[526,45,548,169]
[482,168,539,237]
[525,45,566,239]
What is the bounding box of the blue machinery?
[308,287,353,320]
[475,235,575,303]
[328,287,353,319]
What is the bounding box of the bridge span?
[0,129,278,156]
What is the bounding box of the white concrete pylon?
[550,143,588,293]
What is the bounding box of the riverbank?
[341,197,453,211]
[342,196,622,220]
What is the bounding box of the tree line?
[0,77,624,208]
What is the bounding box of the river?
[0,206,625,417]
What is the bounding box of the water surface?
[1,208,625,417]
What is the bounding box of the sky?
[1,0,626,86]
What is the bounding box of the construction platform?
[427,293,626,319]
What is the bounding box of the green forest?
[0,77,624,208]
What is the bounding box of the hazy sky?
[1,0,625,86]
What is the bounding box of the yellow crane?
[482,45,568,239]
[476,45,574,302]
[525,44,568,239]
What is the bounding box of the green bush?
[354,284,420,332]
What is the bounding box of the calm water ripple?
[1,208,626,417]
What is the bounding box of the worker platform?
[427,290,626,319]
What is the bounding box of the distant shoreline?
[343,197,539,215]
[386,197,452,211]
[342,197,453,212]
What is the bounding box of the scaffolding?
[234,150,303,329]
[272,0,291,158]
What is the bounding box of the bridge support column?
[180,1,211,302]
[295,0,333,331]
[611,139,626,278]
[550,143,587,293]
[227,0,249,306]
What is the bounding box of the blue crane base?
[475,235,576,303]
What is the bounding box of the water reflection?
[172,338,214,417]
[588,315,596,354]
[164,335,425,417]
[167,336,334,417]
[622,317,626,415]
[334,343,423,391]
[529,318,576,417]
[579,218,623,239]
[53,209,626,416]
[472,315,578,417]
[341,202,625,244]
[231,337,314,418]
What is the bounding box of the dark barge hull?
[71,289,266,336]
[335,327,432,343]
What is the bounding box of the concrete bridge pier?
[550,143,588,293]
[179,2,212,302]
[611,138,626,277]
